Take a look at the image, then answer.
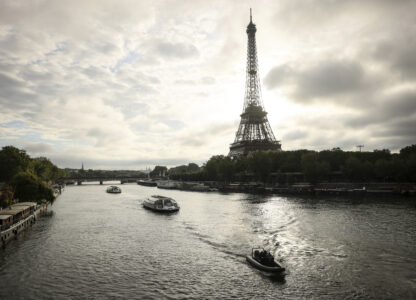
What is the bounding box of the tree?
[204,155,225,180]
[0,184,14,208]
[301,152,318,183]
[343,156,362,181]
[150,166,168,178]
[0,146,31,181]
[374,159,391,181]
[11,171,55,204]
[217,157,234,183]
[187,163,199,172]
[247,151,272,183]
[400,144,416,159]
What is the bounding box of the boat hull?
[142,203,179,213]
[137,181,157,187]
[246,256,285,273]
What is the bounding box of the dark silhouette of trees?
[168,145,416,184]
[0,146,31,182]
[150,166,168,178]
[11,172,54,204]
[0,146,66,207]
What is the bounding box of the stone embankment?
[157,180,415,197]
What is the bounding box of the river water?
[0,183,415,299]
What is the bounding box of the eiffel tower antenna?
[229,10,282,157]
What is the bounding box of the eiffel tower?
[229,10,282,157]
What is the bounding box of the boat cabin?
[0,214,13,230]
[106,186,121,193]
[16,202,37,213]
[143,195,180,212]
[150,195,177,207]
[10,205,31,218]
[0,209,25,223]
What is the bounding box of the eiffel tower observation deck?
[229,9,282,157]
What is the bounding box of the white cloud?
[0,0,415,169]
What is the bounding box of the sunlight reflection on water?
[0,184,415,299]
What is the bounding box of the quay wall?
[155,181,416,197]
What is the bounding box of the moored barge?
[0,202,47,247]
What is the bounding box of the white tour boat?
[142,195,180,212]
[106,186,121,193]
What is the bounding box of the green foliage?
[169,163,200,175]
[0,184,14,208]
[150,166,168,178]
[11,171,55,204]
[217,156,234,182]
[0,145,67,204]
[247,151,272,183]
[400,144,416,159]
[32,157,67,181]
[0,146,31,182]
[169,144,416,184]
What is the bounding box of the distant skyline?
[1,0,415,169]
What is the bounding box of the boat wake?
[182,222,246,260]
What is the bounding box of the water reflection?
[0,184,415,299]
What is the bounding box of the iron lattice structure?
[229,11,282,157]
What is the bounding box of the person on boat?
[265,251,275,266]
[258,250,274,266]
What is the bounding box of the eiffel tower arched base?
[229,140,282,158]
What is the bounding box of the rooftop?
[0,209,24,216]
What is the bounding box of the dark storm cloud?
[346,90,416,128]
[373,117,416,138]
[264,59,375,105]
[263,65,292,89]
[372,36,416,79]
[262,0,416,151]
[296,60,366,98]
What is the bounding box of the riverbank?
[155,180,416,197]
[0,183,64,248]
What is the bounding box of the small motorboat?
[106,186,121,193]
[246,248,285,273]
[142,195,180,212]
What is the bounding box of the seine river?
[0,183,415,299]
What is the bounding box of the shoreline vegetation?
[2,144,415,203]
[0,146,67,208]
[167,145,416,186]
[65,144,416,198]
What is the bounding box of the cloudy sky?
[1,0,415,169]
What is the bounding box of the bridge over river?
[58,177,145,185]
